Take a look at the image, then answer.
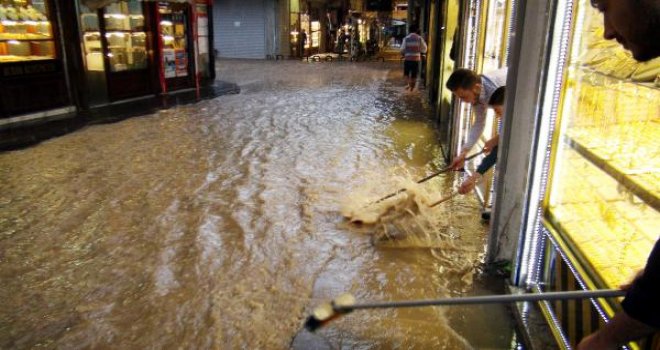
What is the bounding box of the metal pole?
[335,289,625,312]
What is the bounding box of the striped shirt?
[400,33,428,61]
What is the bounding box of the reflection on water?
[0,60,515,349]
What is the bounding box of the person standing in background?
[400,24,427,91]
[300,29,307,57]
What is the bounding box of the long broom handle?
[334,289,625,312]
[428,191,458,207]
[373,150,486,204]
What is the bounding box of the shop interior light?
[162,35,174,41]
[105,14,127,19]
[25,20,38,25]
[290,31,299,35]
[8,40,20,45]
[107,53,114,57]
[2,20,17,26]
[160,20,173,26]
[105,32,127,37]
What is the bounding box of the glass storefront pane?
[196,3,211,79]
[159,3,189,78]
[103,0,147,72]
[0,0,56,62]
[81,4,103,71]
[310,20,319,48]
[482,0,507,73]
[543,0,659,289]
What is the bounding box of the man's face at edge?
[592,0,660,61]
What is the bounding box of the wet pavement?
[0,59,516,349]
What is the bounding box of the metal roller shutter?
[213,0,266,59]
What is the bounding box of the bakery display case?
[542,1,659,291]
[1,0,71,118]
[0,0,55,62]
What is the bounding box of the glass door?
[158,1,193,91]
[100,0,152,100]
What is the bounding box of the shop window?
[0,0,56,63]
[159,3,190,79]
[310,20,319,48]
[195,2,211,79]
[543,0,659,290]
[103,0,147,72]
[80,4,103,71]
[300,13,309,49]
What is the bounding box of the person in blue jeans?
[458,86,505,195]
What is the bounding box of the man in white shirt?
[400,24,428,91]
[445,67,508,170]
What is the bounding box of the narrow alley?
[0,60,517,349]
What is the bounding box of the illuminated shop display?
[300,13,309,49]
[542,1,659,289]
[0,0,55,62]
[160,3,189,79]
[433,0,459,157]
[310,20,319,48]
[481,0,509,73]
[104,1,147,72]
[517,0,660,347]
[80,0,147,73]
[80,4,103,71]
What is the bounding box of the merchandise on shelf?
[543,1,660,291]
[0,0,55,62]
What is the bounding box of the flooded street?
[0,60,516,349]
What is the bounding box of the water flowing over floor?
[0,60,516,349]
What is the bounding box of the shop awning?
[83,0,191,11]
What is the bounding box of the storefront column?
[486,0,553,285]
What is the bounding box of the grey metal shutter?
[213,0,266,59]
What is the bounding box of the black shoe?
[481,211,491,221]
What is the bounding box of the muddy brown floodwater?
[0,60,517,349]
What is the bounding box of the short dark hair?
[409,24,419,34]
[488,87,506,106]
[446,69,480,91]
